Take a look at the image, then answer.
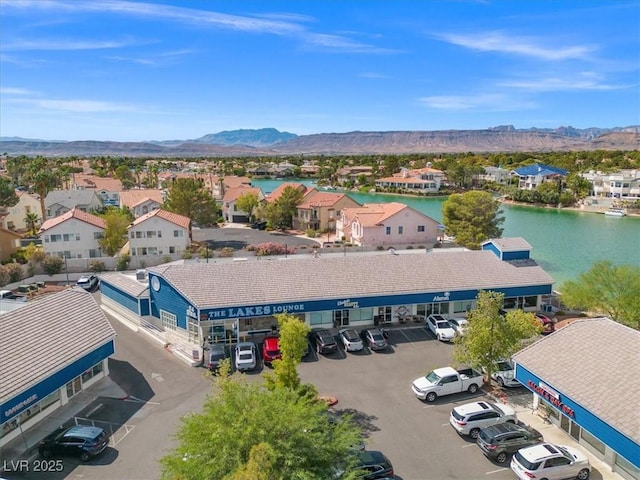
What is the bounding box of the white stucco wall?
[41,219,104,258]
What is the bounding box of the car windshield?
[436,321,451,329]
[425,371,441,383]
[556,446,574,460]
[370,332,384,341]
[210,352,226,361]
[343,330,358,340]
[320,334,335,344]
[514,451,541,471]
[497,360,513,371]
[266,349,280,355]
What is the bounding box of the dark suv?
[39,426,109,462]
[353,450,394,479]
[477,422,543,464]
[203,343,229,373]
[312,329,338,354]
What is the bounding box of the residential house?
[211,176,252,200]
[222,187,265,223]
[579,169,640,200]
[247,165,272,177]
[511,164,567,190]
[336,166,375,186]
[71,174,123,207]
[293,190,361,232]
[300,164,320,176]
[0,190,42,232]
[265,182,310,203]
[475,166,510,185]
[375,166,444,193]
[119,189,165,218]
[45,190,104,220]
[337,202,440,247]
[39,208,106,259]
[271,162,296,177]
[0,227,22,261]
[128,209,191,258]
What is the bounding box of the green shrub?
[162,256,171,264]
[305,229,317,238]
[219,247,235,258]
[182,249,193,260]
[199,246,214,259]
[376,246,384,251]
[42,256,64,276]
[116,254,130,271]
[90,261,106,272]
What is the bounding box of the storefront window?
[310,311,332,326]
[503,297,517,309]
[349,308,373,322]
[453,301,475,314]
[416,304,426,317]
[523,296,538,308]
[615,453,640,479]
[66,376,82,399]
[82,362,105,384]
[581,428,605,455]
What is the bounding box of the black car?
[476,422,543,464]
[360,328,389,351]
[39,425,109,462]
[312,329,338,354]
[251,220,267,230]
[203,343,229,373]
[353,450,394,479]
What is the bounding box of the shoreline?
[498,198,640,217]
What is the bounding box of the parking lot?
[299,326,531,480]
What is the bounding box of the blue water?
[251,179,640,286]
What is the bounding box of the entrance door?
[334,309,350,327]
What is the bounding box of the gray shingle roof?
[148,250,553,309]
[100,272,150,297]
[45,189,102,209]
[483,237,532,252]
[513,318,640,443]
[0,288,116,402]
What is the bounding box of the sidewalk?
[0,376,127,467]
[486,390,622,480]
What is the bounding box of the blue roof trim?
[513,164,568,176]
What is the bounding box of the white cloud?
[436,31,593,61]
[419,93,536,111]
[499,75,624,91]
[5,97,143,113]
[0,87,35,95]
[2,37,146,52]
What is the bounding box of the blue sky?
[1,0,638,142]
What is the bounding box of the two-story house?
[293,190,361,232]
[580,169,640,200]
[475,166,510,185]
[337,202,440,247]
[511,164,567,190]
[0,227,22,261]
[119,189,165,218]
[211,176,252,200]
[45,190,104,219]
[39,208,106,259]
[222,187,265,223]
[336,166,375,185]
[71,174,123,207]
[0,190,42,232]
[375,166,444,194]
[128,209,191,258]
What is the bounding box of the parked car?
[449,401,517,439]
[412,366,483,402]
[352,450,394,479]
[360,328,389,351]
[511,443,591,480]
[339,328,364,352]
[426,314,456,342]
[251,220,267,230]
[312,329,338,354]
[449,318,469,336]
[477,422,543,464]
[262,335,282,366]
[39,425,109,462]
[234,342,257,371]
[535,313,556,334]
[76,274,99,291]
[203,343,229,373]
[490,359,521,388]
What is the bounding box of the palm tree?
[24,211,40,236]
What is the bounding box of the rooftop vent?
[136,269,148,282]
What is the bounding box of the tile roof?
[0,288,116,401]
[513,318,640,444]
[148,250,553,310]
[405,166,444,175]
[119,189,164,209]
[214,176,251,189]
[376,176,433,184]
[266,182,308,202]
[72,174,124,192]
[130,208,191,230]
[342,202,420,227]
[298,191,349,209]
[39,207,106,232]
[222,186,263,203]
[483,237,532,252]
[512,164,568,177]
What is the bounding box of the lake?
[251,178,640,287]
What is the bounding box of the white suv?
[511,443,591,480]
[449,401,517,439]
[426,314,456,342]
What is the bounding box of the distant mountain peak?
[189,128,297,147]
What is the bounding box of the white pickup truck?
[0,290,27,302]
[412,366,484,402]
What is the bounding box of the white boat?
[604,208,626,217]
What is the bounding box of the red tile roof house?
[293,190,361,233]
[337,202,440,248]
[127,209,191,266]
[119,189,165,218]
[38,208,106,259]
[222,187,265,223]
[375,166,445,194]
[265,182,310,204]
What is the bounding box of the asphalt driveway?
[192,227,320,251]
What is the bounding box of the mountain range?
[1,126,638,157]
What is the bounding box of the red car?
[535,313,555,334]
[262,336,282,365]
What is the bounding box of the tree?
[560,261,640,329]
[41,255,64,276]
[164,178,219,227]
[565,173,592,200]
[264,313,311,392]
[24,211,40,236]
[99,208,131,256]
[441,191,504,249]
[0,177,19,209]
[235,192,260,223]
[274,186,304,228]
[453,291,542,381]
[160,373,363,480]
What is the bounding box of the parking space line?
[86,403,104,417]
[399,329,414,344]
[441,423,449,426]
[461,444,476,448]
[485,467,508,475]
